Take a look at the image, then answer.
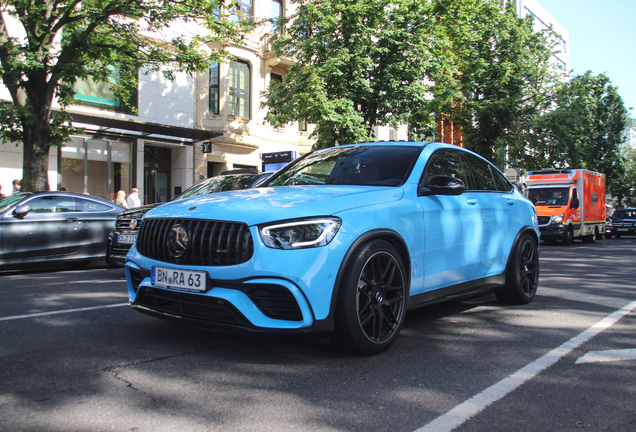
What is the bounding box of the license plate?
[151,266,206,292]
[117,234,137,244]
[617,228,628,232]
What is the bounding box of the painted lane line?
[414,298,636,432]
[70,279,127,284]
[0,303,129,322]
[576,348,636,364]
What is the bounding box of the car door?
[1,195,84,260]
[75,197,117,255]
[461,153,518,278]
[417,149,483,293]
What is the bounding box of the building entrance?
[144,146,171,205]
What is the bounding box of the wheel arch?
[313,229,411,333]
[504,227,540,280]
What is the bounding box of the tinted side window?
[492,167,513,192]
[462,153,497,191]
[420,150,468,189]
[76,198,111,212]
[27,196,77,213]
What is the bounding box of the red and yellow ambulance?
[526,169,606,245]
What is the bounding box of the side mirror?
[420,175,465,196]
[13,204,32,218]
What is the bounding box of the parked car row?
[0,171,273,270]
[0,192,124,268]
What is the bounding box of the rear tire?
[615,233,622,239]
[496,234,539,305]
[332,240,407,355]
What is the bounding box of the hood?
[119,202,162,218]
[145,185,404,226]
[534,205,567,217]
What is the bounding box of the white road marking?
[70,279,127,284]
[0,303,129,321]
[414,298,636,432]
[576,348,636,364]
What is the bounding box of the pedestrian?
[0,184,6,199]
[127,187,141,208]
[115,190,128,208]
[11,179,21,195]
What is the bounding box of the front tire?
[562,226,573,245]
[496,234,539,305]
[332,240,407,355]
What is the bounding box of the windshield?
[613,209,636,219]
[0,192,31,213]
[178,174,258,199]
[266,145,422,187]
[527,187,569,206]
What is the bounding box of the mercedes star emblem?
[167,224,189,258]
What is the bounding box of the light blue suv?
[125,142,539,354]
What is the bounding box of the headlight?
[553,214,564,224]
[260,217,342,249]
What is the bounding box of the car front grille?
[111,242,133,258]
[116,217,143,230]
[538,216,551,225]
[137,218,254,266]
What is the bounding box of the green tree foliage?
[614,115,636,207]
[0,0,243,191]
[262,0,451,148]
[437,0,558,166]
[519,72,627,198]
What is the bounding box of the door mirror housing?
[419,175,465,196]
[13,204,31,218]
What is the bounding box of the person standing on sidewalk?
[127,188,141,208]
[115,190,128,208]
[11,179,21,195]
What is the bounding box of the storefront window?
[59,137,131,201]
[60,138,85,193]
[87,140,109,199]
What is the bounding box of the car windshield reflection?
[267,145,422,187]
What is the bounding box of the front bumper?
[124,231,350,334]
[538,224,567,240]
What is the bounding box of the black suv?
[605,208,636,239]
[106,171,273,267]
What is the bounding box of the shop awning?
[61,111,223,143]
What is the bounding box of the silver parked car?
[0,191,124,268]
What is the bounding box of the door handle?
[65,218,79,223]
[506,199,516,206]
[466,199,478,205]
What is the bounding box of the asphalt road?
[1,238,635,432]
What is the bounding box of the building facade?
[0,0,313,204]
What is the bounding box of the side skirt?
[406,273,505,311]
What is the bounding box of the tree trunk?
[21,114,53,192]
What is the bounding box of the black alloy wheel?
[496,234,539,305]
[333,240,407,355]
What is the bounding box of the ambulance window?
[571,188,579,208]
[591,192,597,205]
